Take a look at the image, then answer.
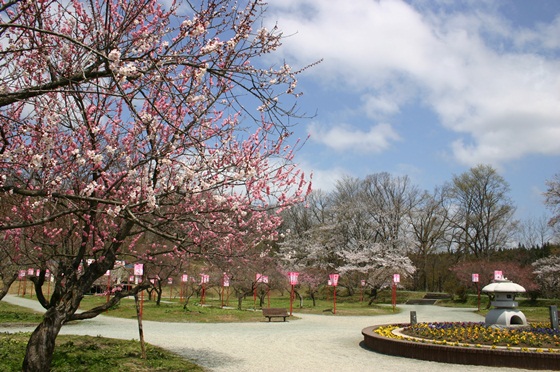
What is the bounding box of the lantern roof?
[481,279,526,294]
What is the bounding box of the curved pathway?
[1,295,548,372]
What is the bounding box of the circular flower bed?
[398,322,560,351]
[363,322,560,369]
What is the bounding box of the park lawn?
[0,301,43,325]
[76,291,398,321]
[0,333,204,372]
[4,289,558,323]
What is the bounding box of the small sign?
[494,270,503,280]
[223,274,230,287]
[134,263,143,276]
[262,276,269,284]
[329,273,340,286]
[200,274,209,284]
[361,280,366,287]
[181,274,189,283]
[27,268,34,276]
[472,273,479,283]
[168,278,173,284]
[288,272,299,285]
[18,270,26,279]
[393,274,400,283]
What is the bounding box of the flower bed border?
[362,324,560,370]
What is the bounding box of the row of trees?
[277,165,559,295]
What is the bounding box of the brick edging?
[362,324,560,370]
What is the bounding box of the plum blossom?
[201,39,223,54]
[30,154,43,168]
[107,49,121,62]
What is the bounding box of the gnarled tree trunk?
[22,306,68,372]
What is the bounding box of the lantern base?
[484,308,527,327]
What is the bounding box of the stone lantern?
[482,279,527,327]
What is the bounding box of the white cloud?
[308,122,401,153]
[361,94,402,119]
[269,0,560,167]
[306,166,347,193]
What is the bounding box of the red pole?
[253,284,257,310]
[289,284,294,316]
[391,283,397,312]
[360,285,364,302]
[333,286,337,314]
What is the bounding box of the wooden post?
[134,293,147,359]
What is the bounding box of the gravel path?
[1,295,546,372]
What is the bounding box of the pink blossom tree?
[451,260,539,303]
[0,1,312,370]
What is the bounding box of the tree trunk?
[0,272,18,301]
[22,307,65,372]
[237,295,243,310]
[155,285,162,306]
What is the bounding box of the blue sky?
[264,0,560,221]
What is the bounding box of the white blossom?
[107,49,121,62]
[31,154,43,168]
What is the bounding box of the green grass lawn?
[76,291,397,322]
[0,301,43,325]
[0,333,203,372]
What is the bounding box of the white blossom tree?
[532,255,560,298]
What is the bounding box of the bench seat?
[262,308,289,322]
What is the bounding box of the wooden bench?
[262,308,289,322]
